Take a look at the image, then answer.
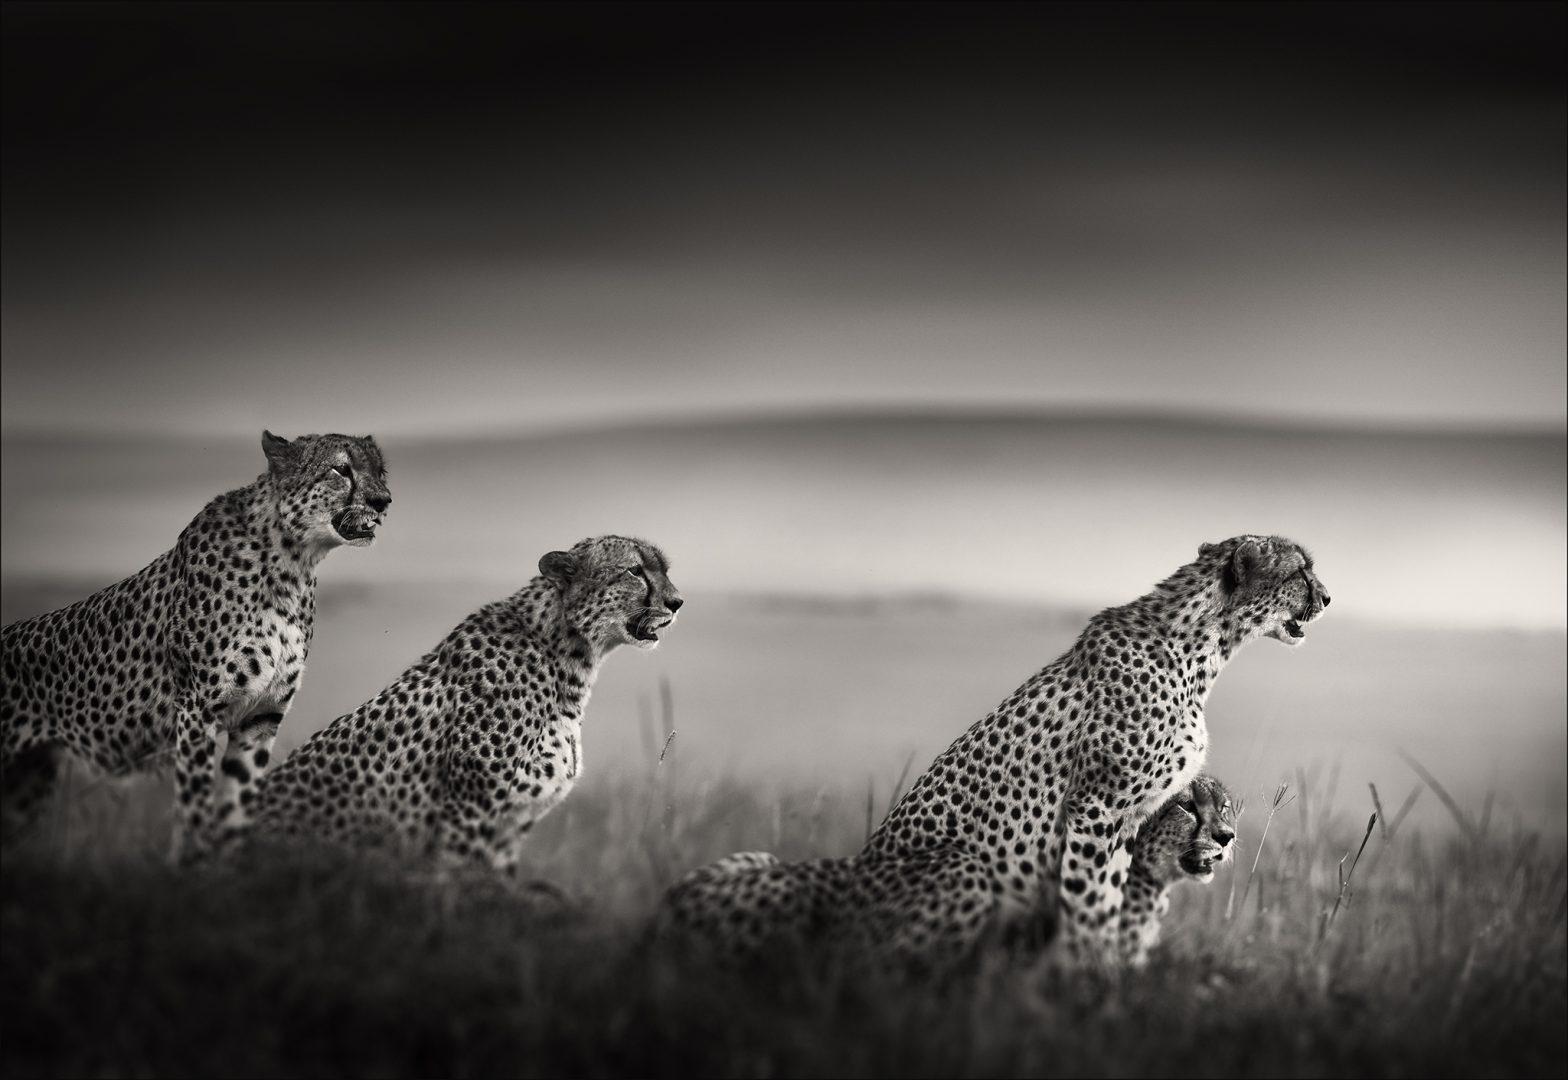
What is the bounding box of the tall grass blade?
[1396,747,1476,842]
[1294,764,1314,837]
[658,675,674,738]
[1477,789,1495,843]
[1232,779,1293,932]
[1368,783,1389,841]
[1322,756,1343,821]
[1323,812,1377,941]
[884,750,918,819]
[1386,784,1422,840]
[638,694,655,761]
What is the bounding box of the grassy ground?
[2,761,1564,1079]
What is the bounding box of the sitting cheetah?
[662,535,1326,965]
[246,535,681,876]
[658,774,1238,967]
[1,432,390,860]
[1118,773,1238,966]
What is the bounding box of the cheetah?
[1118,773,1238,967]
[661,535,1326,966]
[659,851,855,961]
[658,774,1238,968]
[246,535,680,877]
[1,432,390,860]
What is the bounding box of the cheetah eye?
[624,566,645,579]
[332,464,352,479]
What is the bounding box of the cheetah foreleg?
[1116,857,1169,968]
[1057,785,1136,968]
[170,699,225,864]
[213,710,283,844]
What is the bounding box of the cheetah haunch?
[247,535,681,876]
[1,432,390,860]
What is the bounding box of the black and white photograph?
[2,3,1564,1077]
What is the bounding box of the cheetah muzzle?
[331,506,380,543]
[628,611,674,642]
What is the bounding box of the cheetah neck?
[501,578,607,726]
[245,476,325,613]
[1115,566,1264,699]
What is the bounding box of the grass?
[2,756,1564,1079]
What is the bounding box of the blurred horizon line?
[2,402,1564,445]
[3,574,1563,639]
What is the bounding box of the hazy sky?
[2,3,1564,437]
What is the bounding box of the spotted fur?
[659,535,1327,965]
[1,432,390,860]
[246,535,680,875]
[659,851,854,959]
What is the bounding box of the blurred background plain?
[3,2,1563,830]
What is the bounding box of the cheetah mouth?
[331,509,377,542]
[1180,854,1218,880]
[628,615,672,642]
[1270,612,1316,645]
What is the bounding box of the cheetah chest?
[244,610,311,714]
[1144,709,1208,817]
[518,718,583,819]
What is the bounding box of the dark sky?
[3,2,1563,436]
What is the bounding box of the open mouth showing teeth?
[1284,619,1305,638]
[332,511,376,541]
[629,618,671,641]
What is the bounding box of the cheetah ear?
[1225,540,1264,593]
[1198,541,1221,557]
[261,430,295,472]
[538,551,578,586]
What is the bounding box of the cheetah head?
[261,431,391,550]
[538,535,682,651]
[1136,775,1239,886]
[1198,534,1330,646]
[1174,774,1238,883]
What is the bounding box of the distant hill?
[3,410,1564,629]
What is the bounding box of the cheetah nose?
[665,597,684,613]
[367,495,391,513]
[1215,828,1235,846]
[1320,593,1331,608]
